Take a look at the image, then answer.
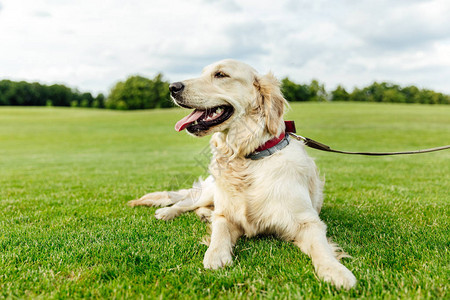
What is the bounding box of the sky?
[1,0,449,95]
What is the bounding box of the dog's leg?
[128,176,213,208]
[154,182,214,220]
[129,176,215,221]
[128,189,191,208]
[294,216,357,290]
[203,214,242,269]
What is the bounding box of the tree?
[0,80,12,105]
[80,92,94,107]
[47,84,73,106]
[349,88,367,102]
[152,73,172,108]
[280,78,297,102]
[382,89,406,103]
[331,85,350,101]
[281,77,313,102]
[309,79,328,102]
[92,93,105,108]
[106,74,171,110]
[401,86,420,103]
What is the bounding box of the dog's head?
[171,59,288,139]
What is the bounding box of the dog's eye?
[214,71,229,79]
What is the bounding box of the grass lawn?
[0,103,449,299]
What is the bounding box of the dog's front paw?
[203,247,233,269]
[128,191,172,207]
[316,262,357,290]
[154,207,180,220]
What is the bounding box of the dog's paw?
[128,191,172,207]
[195,207,212,223]
[203,247,233,269]
[154,207,180,220]
[316,262,357,290]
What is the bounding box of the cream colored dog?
[129,59,357,289]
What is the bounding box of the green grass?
[0,103,449,299]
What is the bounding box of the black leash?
[288,132,450,156]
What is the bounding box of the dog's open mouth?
[175,105,234,133]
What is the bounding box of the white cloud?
[0,0,449,95]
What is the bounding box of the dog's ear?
[254,72,288,136]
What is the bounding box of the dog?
[128,59,357,289]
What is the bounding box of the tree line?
[0,80,106,108]
[282,78,450,104]
[0,75,448,109]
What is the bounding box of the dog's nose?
[169,82,185,95]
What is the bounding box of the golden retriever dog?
[128,59,357,289]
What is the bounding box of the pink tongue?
[175,110,204,131]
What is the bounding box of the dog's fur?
[128,59,357,289]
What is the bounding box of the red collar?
[255,121,296,152]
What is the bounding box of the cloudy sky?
[1,0,449,95]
